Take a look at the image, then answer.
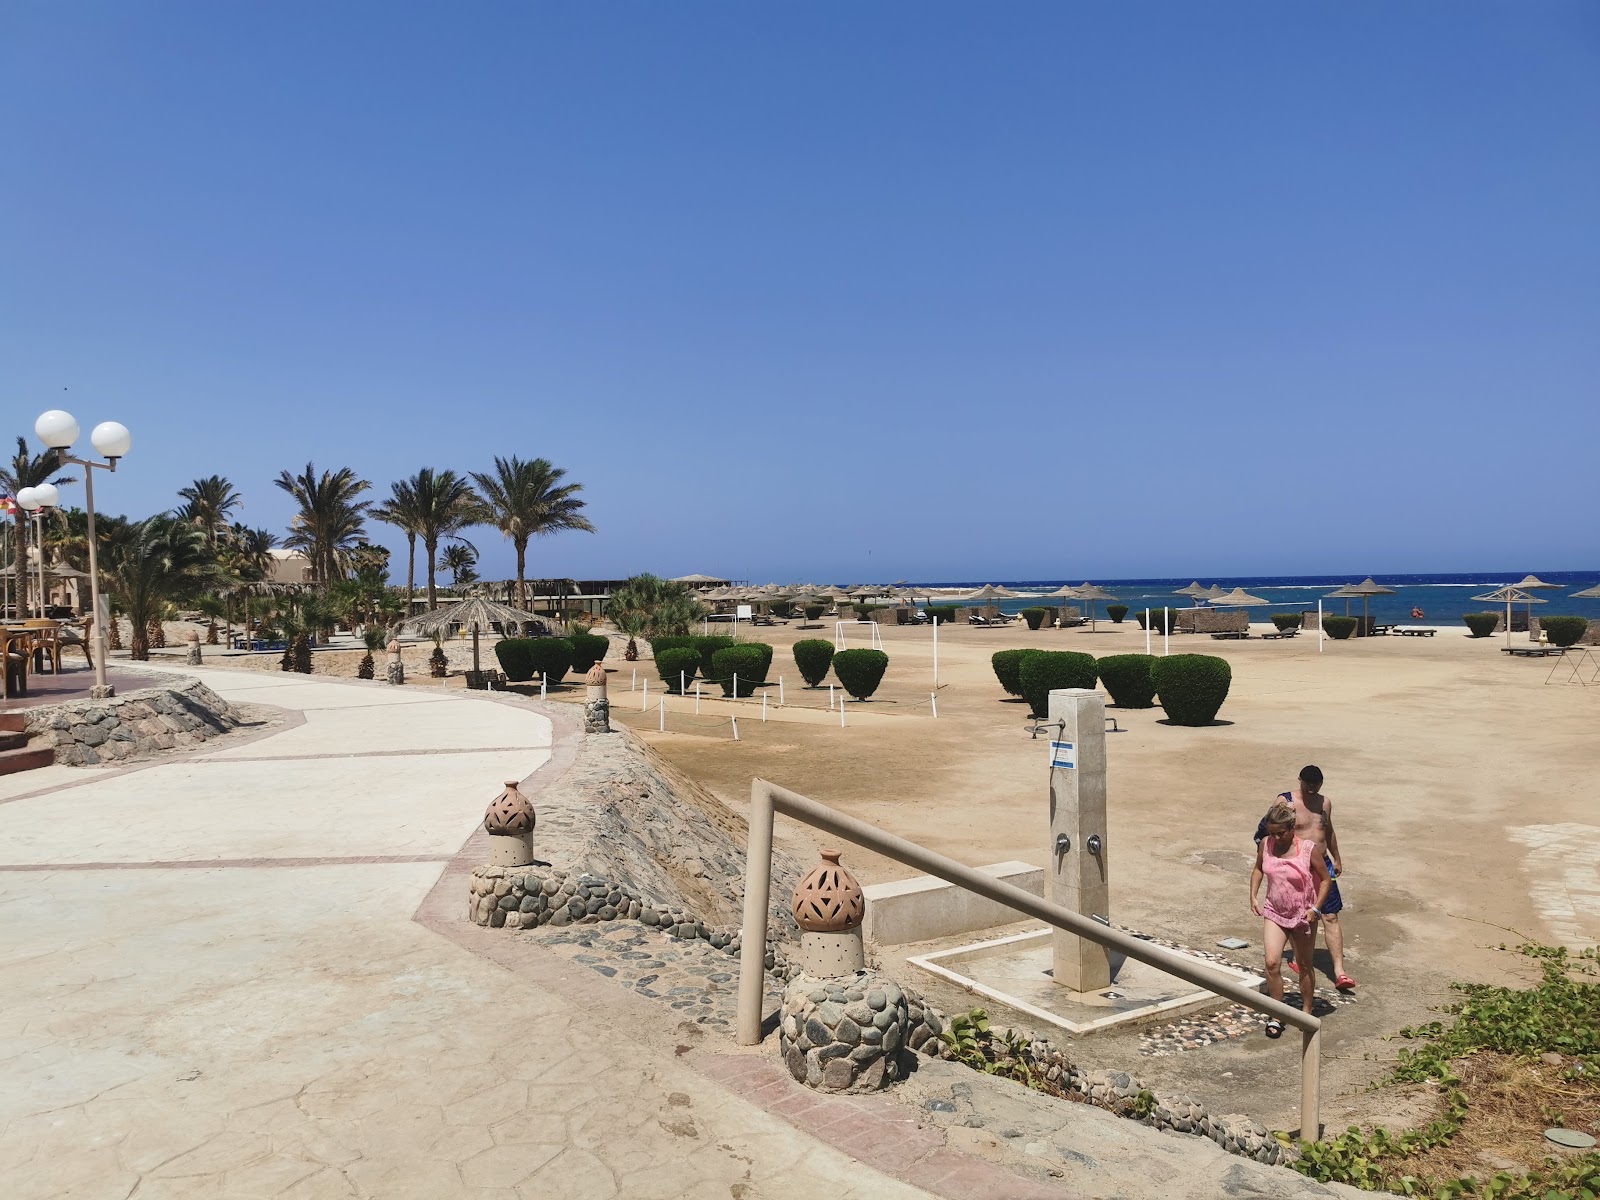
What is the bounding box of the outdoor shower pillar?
[1048,687,1111,993]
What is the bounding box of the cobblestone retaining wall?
[23,678,241,766]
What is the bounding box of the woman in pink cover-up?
[1249,801,1332,1037]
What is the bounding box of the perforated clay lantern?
[484,780,536,867]
[583,661,610,733]
[792,848,866,976]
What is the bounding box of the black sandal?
[1264,1018,1284,1039]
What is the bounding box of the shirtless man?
[1280,765,1355,991]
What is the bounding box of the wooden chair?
[20,619,63,674]
[59,617,94,667]
[2,627,31,699]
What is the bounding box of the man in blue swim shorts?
[1280,765,1355,992]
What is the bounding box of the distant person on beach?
[1258,765,1356,992]
[1250,800,1332,1036]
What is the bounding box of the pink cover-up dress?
[1261,835,1317,933]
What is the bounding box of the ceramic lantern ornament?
[484,780,536,866]
[792,849,867,975]
[583,661,611,733]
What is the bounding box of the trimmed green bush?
[1271,613,1303,632]
[832,649,889,700]
[1133,607,1183,633]
[1096,654,1157,708]
[526,637,574,683]
[1106,604,1129,624]
[657,648,698,693]
[852,602,874,620]
[925,605,958,624]
[769,600,794,619]
[1021,606,1048,631]
[1018,650,1098,718]
[794,639,835,687]
[568,633,610,674]
[494,639,536,682]
[693,635,736,682]
[1323,615,1358,640]
[712,645,769,696]
[1542,615,1590,647]
[1461,613,1499,638]
[1151,654,1232,725]
[651,635,695,657]
[991,649,1028,698]
[803,604,826,621]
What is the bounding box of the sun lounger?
[1261,628,1298,640]
[1503,645,1562,658]
[1395,627,1436,637]
[1210,630,1251,640]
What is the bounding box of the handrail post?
[737,780,774,1045]
[1300,1026,1321,1141]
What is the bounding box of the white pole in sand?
[631,668,637,691]
[642,678,649,711]
[931,692,938,718]
[695,682,701,714]
[762,692,768,721]
[659,698,665,731]
[1164,613,1170,658]
[779,676,785,706]
[680,669,686,696]
[541,676,547,700]
[1145,609,1151,655]
[733,673,739,700]
[1318,601,1324,654]
[839,696,846,727]
[731,716,739,741]
[829,684,835,711]
[932,616,939,690]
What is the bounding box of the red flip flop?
[1335,973,1357,991]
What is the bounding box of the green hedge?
[1018,650,1098,718]
[568,633,610,674]
[793,639,835,687]
[1096,654,1157,708]
[832,649,889,700]
[712,645,770,696]
[527,637,574,683]
[991,648,1028,697]
[651,635,695,658]
[1106,604,1129,624]
[1462,613,1499,638]
[1542,616,1590,647]
[1271,613,1303,632]
[803,604,826,621]
[1133,607,1183,633]
[494,639,536,682]
[1151,655,1231,725]
[693,635,736,681]
[925,605,958,624]
[657,648,698,693]
[1020,606,1048,631]
[1323,615,1358,640]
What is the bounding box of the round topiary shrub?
[852,603,875,620]
[1461,613,1499,638]
[832,649,889,700]
[1151,655,1232,726]
[1133,607,1182,633]
[651,635,695,658]
[1271,613,1303,632]
[1018,650,1098,718]
[991,648,1028,698]
[803,604,826,621]
[693,635,736,682]
[568,633,610,674]
[494,638,536,682]
[925,605,958,624]
[527,637,574,683]
[657,647,699,693]
[712,644,770,696]
[1541,615,1590,647]
[1096,654,1157,708]
[1106,604,1129,624]
[793,639,835,687]
[1323,615,1358,640]
[1021,606,1048,631]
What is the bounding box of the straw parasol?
[1322,583,1363,616]
[1572,583,1600,599]
[1204,584,1227,600]
[1174,582,1211,605]
[1070,583,1118,631]
[403,596,541,677]
[1342,577,1398,628]
[1471,585,1546,648]
[1208,587,1270,607]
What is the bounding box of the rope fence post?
[641,678,648,711]
[931,691,938,718]
[731,715,739,741]
[695,682,701,714]
[829,684,835,711]
[779,676,785,706]
[541,676,547,700]
[762,693,768,721]
[1145,609,1151,655]
[659,697,665,731]
[839,696,846,728]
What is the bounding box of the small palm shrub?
[357,651,375,679]
[803,604,826,621]
[926,605,958,624]
[527,637,573,684]
[1151,655,1231,726]
[1462,612,1499,638]
[694,635,736,682]
[1096,654,1157,708]
[1021,606,1048,631]
[429,643,448,677]
[1323,615,1358,640]
[495,639,535,682]
[1271,613,1303,632]
[1133,607,1182,633]
[1018,650,1097,718]
[650,635,695,658]
[657,648,698,693]
[794,639,835,687]
[832,649,889,700]
[991,649,1028,698]
[568,633,610,675]
[1106,604,1129,624]
[293,632,313,674]
[712,644,770,697]
[364,626,390,651]
[1542,615,1589,647]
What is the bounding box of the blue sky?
[4,3,1596,583]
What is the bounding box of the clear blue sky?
[4,3,1596,583]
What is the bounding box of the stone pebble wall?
[780,972,944,1093]
[24,678,241,766]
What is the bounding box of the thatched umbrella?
[1204,584,1227,600]
[1071,583,1118,631]
[1209,587,1270,607]
[1174,581,1211,605]
[1572,582,1600,599]
[1473,584,1548,648]
[1342,577,1398,629]
[403,596,541,677]
[1322,583,1363,616]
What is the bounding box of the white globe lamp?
[34,410,80,450]
[91,421,132,461]
[33,483,60,509]
[15,486,39,511]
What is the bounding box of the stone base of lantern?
[583,698,611,734]
[779,970,942,1094]
[801,929,865,977]
[487,833,534,868]
[385,661,404,686]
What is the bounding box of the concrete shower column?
[1048,687,1110,993]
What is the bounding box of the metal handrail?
[737,778,1322,1140]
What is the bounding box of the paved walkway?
[0,667,934,1199]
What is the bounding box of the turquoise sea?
[908,572,1600,627]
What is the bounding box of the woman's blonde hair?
[1264,801,1295,830]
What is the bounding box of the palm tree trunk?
[406,534,416,613]
[515,539,528,610]
[425,537,438,610]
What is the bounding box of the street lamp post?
[34,410,132,699]
[16,483,60,621]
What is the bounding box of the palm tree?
[175,476,242,550]
[408,468,483,611]
[273,463,371,585]
[222,524,278,581]
[103,515,222,659]
[1,436,74,611]
[470,457,595,610]
[372,480,423,612]
[440,542,478,587]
